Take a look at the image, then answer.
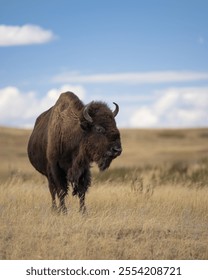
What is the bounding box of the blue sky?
[0,0,208,128]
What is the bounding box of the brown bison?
[27,92,122,213]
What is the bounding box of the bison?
[27,92,122,213]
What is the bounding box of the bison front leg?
[77,168,91,214]
[68,165,91,214]
[71,182,86,213]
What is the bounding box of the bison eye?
[95,125,106,134]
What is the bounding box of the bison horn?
[112,102,119,117]
[83,104,93,123]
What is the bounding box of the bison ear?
[80,120,92,131]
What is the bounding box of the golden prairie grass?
[1,169,208,260]
[0,127,208,259]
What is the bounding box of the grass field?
[0,126,208,259]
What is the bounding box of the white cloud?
[53,71,208,84]
[154,90,180,114]
[130,87,208,128]
[38,84,86,114]
[0,85,86,127]
[130,107,158,127]
[1,85,208,129]
[0,24,55,46]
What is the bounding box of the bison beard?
[98,152,117,171]
[98,157,113,171]
[27,92,122,214]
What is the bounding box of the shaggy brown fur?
[27,92,122,213]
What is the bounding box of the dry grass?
[0,126,208,259]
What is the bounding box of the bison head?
[80,101,122,171]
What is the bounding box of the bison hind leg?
[57,189,68,214]
[48,181,58,212]
[78,192,86,214]
[47,163,68,214]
